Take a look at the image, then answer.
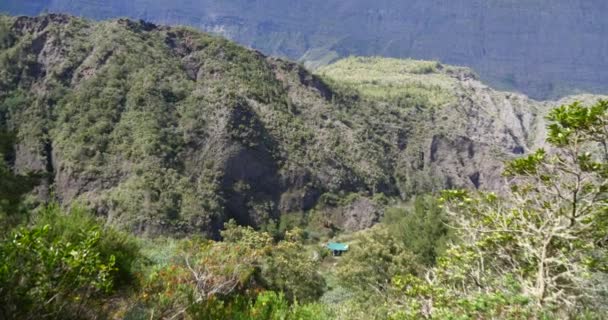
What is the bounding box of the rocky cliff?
[0,15,604,235]
[2,0,608,99]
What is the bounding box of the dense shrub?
[335,226,421,296]
[34,204,141,287]
[383,195,451,266]
[135,221,325,319]
[0,205,139,319]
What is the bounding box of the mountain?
[0,14,603,235]
[2,1,608,100]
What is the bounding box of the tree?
[384,196,451,267]
[336,226,422,296]
[436,100,608,316]
[388,100,608,319]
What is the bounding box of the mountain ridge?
[2,0,608,99]
[0,14,605,235]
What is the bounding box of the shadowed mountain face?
[1,0,608,100]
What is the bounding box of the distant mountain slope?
[0,14,604,235]
[2,0,608,99]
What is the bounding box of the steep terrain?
[2,0,608,99]
[0,14,604,235]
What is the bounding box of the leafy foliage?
[136,221,326,319]
[388,100,608,319]
[383,196,451,266]
[2,13,608,320]
[0,205,138,319]
[260,228,326,302]
[0,15,429,234]
[335,226,421,296]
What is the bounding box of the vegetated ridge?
[2,0,608,99]
[0,14,604,235]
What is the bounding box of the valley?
[0,13,606,320]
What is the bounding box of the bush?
[383,195,451,266]
[34,204,141,287]
[335,226,421,296]
[0,204,140,319]
[260,229,326,302]
[136,222,326,318]
[186,291,333,320]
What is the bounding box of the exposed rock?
[340,198,382,232]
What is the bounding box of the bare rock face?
[340,198,382,232]
[3,1,608,99]
[312,196,383,232]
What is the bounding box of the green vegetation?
[300,47,340,70]
[390,100,608,319]
[0,204,139,319]
[1,14,562,237]
[383,195,452,267]
[316,56,463,107]
[1,13,607,319]
[0,203,331,319]
[0,15,422,234]
[0,132,39,229]
[0,99,606,319]
[133,222,328,319]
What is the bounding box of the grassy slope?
[316,56,463,107]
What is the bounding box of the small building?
[327,242,349,256]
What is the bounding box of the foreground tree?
[392,100,608,319]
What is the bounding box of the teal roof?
[327,242,349,251]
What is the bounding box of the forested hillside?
[3,0,608,99]
[0,14,607,320]
[0,14,591,236]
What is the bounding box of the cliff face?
[2,0,608,99]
